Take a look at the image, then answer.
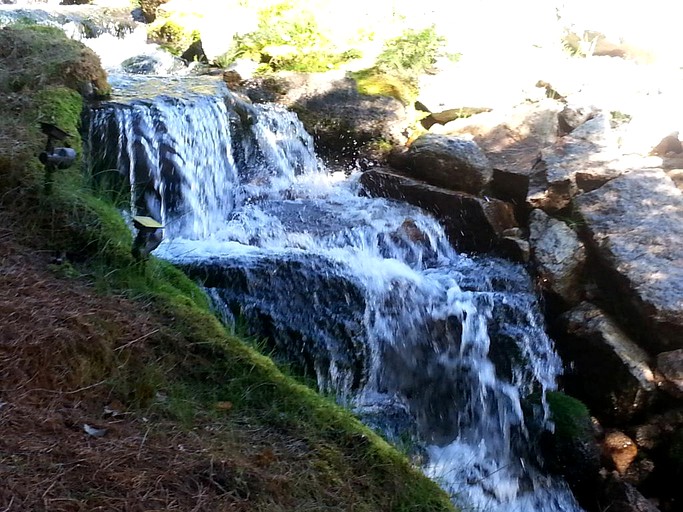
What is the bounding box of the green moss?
[148,20,199,56]
[351,68,416,105]
[0,25,109,97]
[546,391,592,438]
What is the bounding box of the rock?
[603,475,661,512]
[540,391,602,504]
[140,0,169,23]
[528,209,585,304]
[574,169,683,352]
[570,112,615,148]
[603,430,639,475]
[656,350,683,399]
[491,167,531,205]
[245,72,407,162]
[121,54,186,75]
[665,168,683,191]
[559,302,657,422]
[360,168,517,255]
[651,133,683,156]
[558,104,597,135]
[403,134,492,194]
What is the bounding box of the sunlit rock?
[528,209,585,304]
[403,134,492,194]
[574,169,683,352]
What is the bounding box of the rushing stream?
[86,83,583,512]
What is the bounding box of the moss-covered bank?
[0,24,455,512]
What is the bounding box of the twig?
[114,329,159,352]
[1,496,14,512]
[137,427,151,460]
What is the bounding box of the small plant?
[351,25,457,105]
[218,1,360,72]
[376,26,455,77]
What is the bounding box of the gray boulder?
[574,169,683,352]
[403,134,492,194]
[559,302,657,422]
[528,209,585,304]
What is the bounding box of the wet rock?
[540,391,602,504]
[181,253,369,394]
[656,350,683,399]
[574,169,683,352]
[244,71,407,162]
[403,134,492,194]
[603,430,639,475]
[528,209,585,304]
[499,233,530,263]
[603,475,661,512]
[121,54,186,75]
[360,168,517,255]
[559,302,657,422]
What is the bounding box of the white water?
[87,91,583,512]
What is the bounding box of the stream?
[86,87,583,512]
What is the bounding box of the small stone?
[603,430,638,475]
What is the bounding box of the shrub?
[219,1,360,72]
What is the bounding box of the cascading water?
[87,83,584,512]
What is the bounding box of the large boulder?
[402,134,492,194]
[243,71,408,162]
[574,169,683,353]
[528,209,586,304]
[558,302,657,423]
[360,168,517,255]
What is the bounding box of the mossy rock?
[0,25,109,97]
[544,391,601,502]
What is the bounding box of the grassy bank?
[0,24,455,511]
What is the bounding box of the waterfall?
[87,86,584,512]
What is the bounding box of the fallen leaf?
[215,401,233,411]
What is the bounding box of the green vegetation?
[546,391,592,438]
[0,23,455,512]
[148,19,200,56]
[217,1,361,72]
[351,26,457,104]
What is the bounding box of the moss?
[0,25,109,97]
[546,390,592,438]
[351,68,416,105]
[148,19,199,56]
